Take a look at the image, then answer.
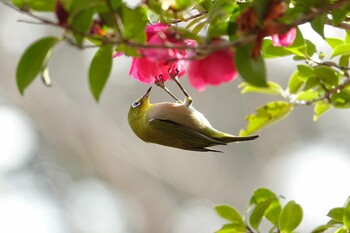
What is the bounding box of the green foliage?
[89,45,114,101]
[240,102,293,136]
[7,0,350,142]
[279,201,303,233]
[16,36,60,95]
[235,44,267,88]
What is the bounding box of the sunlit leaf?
[239,81,283,95]
[249,188,277,205]
[331,44,350,58]
[288,71,304,94]
[279,201,303,233]
[16,36,60,95]
[89,45,113,101]
[326,38,344,49]
[215,205,245,229]
[296,90,319,101]
[250,198,275,231]
[240,101,293,136]
[327,207,344,223]
[313,101,332,121]
[344,197,350,231]
[313,66,340,86]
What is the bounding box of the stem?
[170,73,193,106]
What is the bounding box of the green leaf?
[331,44,350,58]
[297,64,314,77]
[279,201,303,233]
[332,9,348,26]
[262,40,293,58]
[288,71,304,94]
[239,81,283,95]
[312,224,337,233]
[343,198,350,230]
[249,188,277,205]
[16,36,60,95]
[240,101,293,136]
[313,66,340,86]
[311,15,327,38]
[191,21,207,36]
[334,227,347,233]
[305,39,317,57]
[303,77,320,91]
[216,223,247,233]
[121,4,148,43]
[235,44,267,87]
[250,198,275,231]
[265,199,282,226]
[331,89,350,108]
[215,205,245,228]
[12,0,56,11]
[296,90,319,101]
[313,101,332,121]
[89,45,113,101]
[339,55,349,67]
[70,9,94,46]
[325,38,344,49]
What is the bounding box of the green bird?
[128,87,259,152]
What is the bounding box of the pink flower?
[271,27,296,47]
[187,48,238,92]
[116,23,188,84]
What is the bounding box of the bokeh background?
[1,2,350,233]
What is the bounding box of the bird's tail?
[216,133,259,143]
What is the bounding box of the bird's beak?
[141,86,152,102]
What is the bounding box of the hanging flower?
[271,27,297,47]
[115,23,188,84]
[186,47,238,92]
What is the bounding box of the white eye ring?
[132,101,141,108]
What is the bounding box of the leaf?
[215,205,245,229]
[331,44,350,58]
[312,224,337,233]
[313,101,332,121]
[262,40,293,58]
[16,36,60,95]
[279,201,303,233]
[313,66,340,86]
[249,188,277,205]
[326,38,344,49]
[332,9,348,26]
[216,223,247,233]
[297,64,314,77]
[239,81,283,95]
[344,197,350,231]
[339,55,349,67]
[288,71,304,94]
[121,4,148,43]
[240,101,293,136]
[89,45,113,101]
[331,89,350,108]
[334,227,347,233]
[12,0,56,11]
[70,9,94,46]
[265,199,282,226]
[235,44,267,87]
[296,90,319,101]
[310,15,327,38]
[250,198,275,231]
[191,21,207,36]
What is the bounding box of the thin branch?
[170,11,208,24]
[325,19,350,30]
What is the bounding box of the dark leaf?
[16,37,60,95]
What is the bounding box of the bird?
[128,87,259,152]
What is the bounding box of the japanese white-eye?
[128,87,259,152]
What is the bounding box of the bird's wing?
[148,119,225,152]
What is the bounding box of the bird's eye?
[132,101,141,108]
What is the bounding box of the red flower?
[187,48,238,92]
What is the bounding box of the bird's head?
[128,86,152,119]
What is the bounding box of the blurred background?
[1,2,350,233]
